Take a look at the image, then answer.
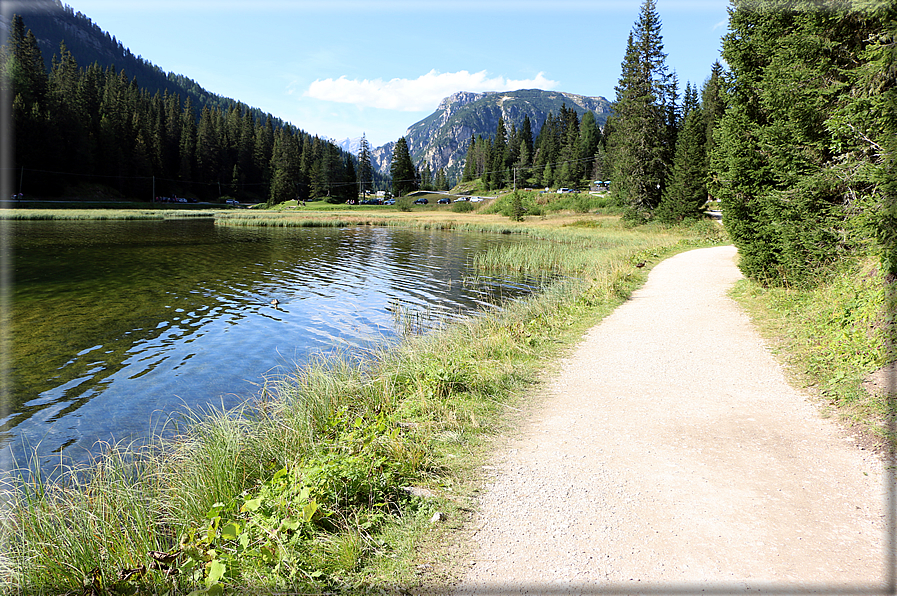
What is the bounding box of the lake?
[1,218,542,471]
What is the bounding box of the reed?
[0,209,217,220]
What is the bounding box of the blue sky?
[54,0,730,148]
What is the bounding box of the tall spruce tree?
[605,0,677,220]
[576,111,602,186]
[390,136,417,197]
[269,127,300,205]
[490,118,508,189]
[357,133,374,199]
[516,115,534,174]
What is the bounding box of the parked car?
[454,197,469,203]
[414,198,428,205]
[384,198,396,205]
[469,196,484,203]
[437,198,450,204]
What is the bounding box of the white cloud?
[304,70,559,112]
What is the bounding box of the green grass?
[1,216,725,594]
[731,256,896,447]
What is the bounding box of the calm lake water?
[1,218,542,471]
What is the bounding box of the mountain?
[334,137,363,156]
[371,89,612,181]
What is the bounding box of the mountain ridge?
[368,89,612,181]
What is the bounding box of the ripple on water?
[4,220,545,471]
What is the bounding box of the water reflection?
[2,219,541,469]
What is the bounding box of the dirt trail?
[452,245,892,594]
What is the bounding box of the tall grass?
[1,217,725,593]
[0,209,216,220]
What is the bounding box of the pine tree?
[269,128,301,205]
[196,106,221,189]
[605,0,677,220]
[7,15,47,110]
[576,111,602,187]
[490,118,508,189]
[178,97,196,182]
[420,162,433,190]
[357,133,374,199]
[390,136,417,197]
[516,115,534,177]
[701,61,725,174]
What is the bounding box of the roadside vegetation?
[731,258,896,450]
[0,209,724,595]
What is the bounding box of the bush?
[481,191,542,220]
[452,200,475,213]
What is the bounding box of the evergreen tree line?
[2,15,362,204]
[710,0,895,284]
[461,106,603,191]
[19,0,251,117]
[604,0,894,286]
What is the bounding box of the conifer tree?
[700,61,725,173]
[269,127,301,205]
[516,115,534,176]
[710,0,891,283]
[178,97,196,182]
[462,136,477,183]
[490,118,508,189]
[357,133,374,198]
[576,111,602,187]
[657,82,706,222]
[605,0,677,220]
[390,136,417,197]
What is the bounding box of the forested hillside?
[388,89,611,184]
[1,5,360,203]
[460,103,604,191]
[2,0,238,115]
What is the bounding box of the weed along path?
[450,245,891,594]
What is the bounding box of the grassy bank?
[0,209,217,220]
[1,216,725,594]
[731,257,896,451]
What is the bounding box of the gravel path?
[452,245,892,594]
